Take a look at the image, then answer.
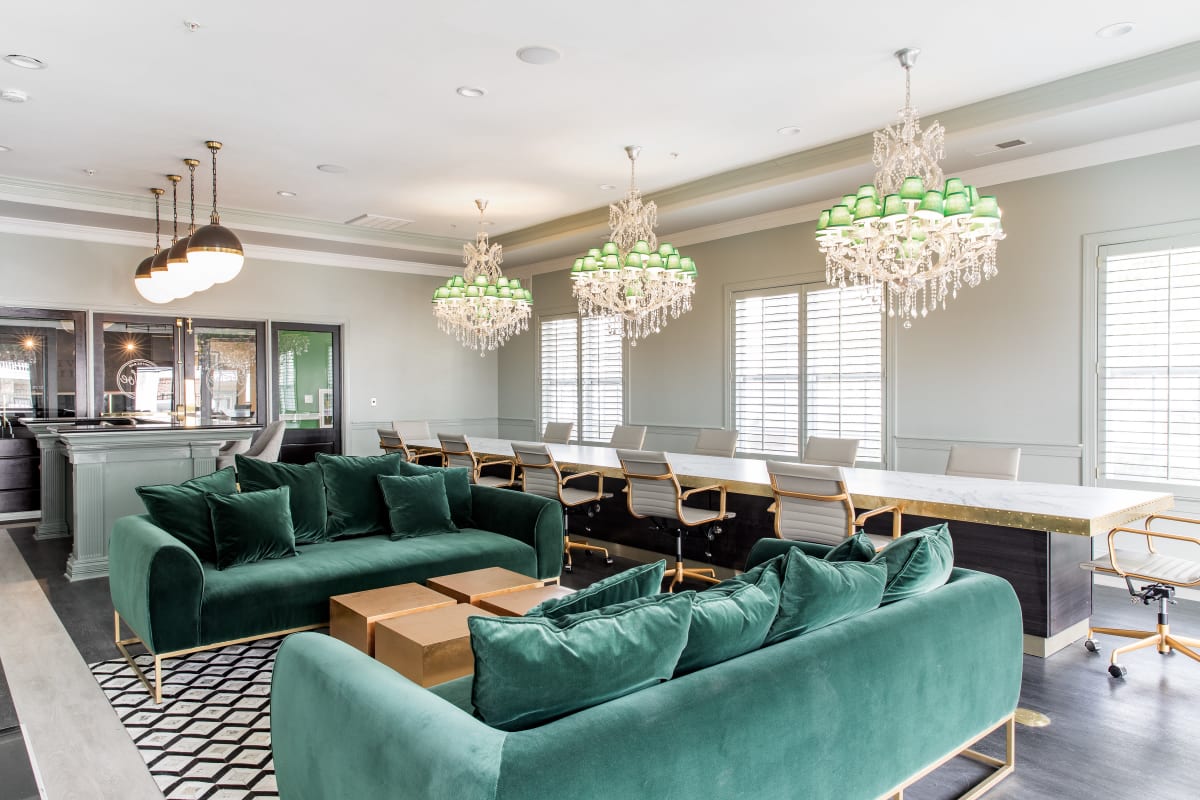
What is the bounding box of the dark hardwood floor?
[6,525,1200,799]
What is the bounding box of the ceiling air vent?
[344,213,415,231]
[993,138,1028,150]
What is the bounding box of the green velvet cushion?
[524,560,666,618]
[206,486,299,570]
[730,553,785,598]
[767,548,887,644]
[135,467,238,563]
[872,523,955,604]
[316,452,404,538]
[675,581,777,675]
[235,456,328,544]
[392,460,474,528]
[377,473,458,539]
[469,592,693,731]
[824,532,877,563]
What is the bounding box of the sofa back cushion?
[469,592,693,731]
[823,532,877,563]
[136,467,238,563]
[767,548,887,644]
[392,461,474,528]
[675,581,778,676]
[316,452,404,538]
[206,486,299,570]
[377,473,458,538]
[872,523,955,604]
[525,560,665,618]
[235,457,328,544]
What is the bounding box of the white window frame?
[725,277,891,466]
[535,310,629,446]
[1084,220,1200,497]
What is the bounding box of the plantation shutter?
[734,292,800,455]
[1100,242,1200,485]
[805,287,884,463]
[539,317,579,433]
[581,316,623,442]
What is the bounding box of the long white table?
[415,436,1173,656]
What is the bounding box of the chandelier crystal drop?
[816,48,1004,328]
[570,146,696,344]
[432,199,532,356]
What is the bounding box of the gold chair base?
[883,715,1015,800]
[114,611,322,704]
[664,560,720,591]
[563,535,610,570]
[1090,622,1200,666]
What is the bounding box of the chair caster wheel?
[1108,663,1127,679]
[704,551,712,559]
[712,525,723,536]
[563,564,573,573]
[1084,639,1100,653]
[604,557,614,565]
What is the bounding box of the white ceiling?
[3,1,1200,265]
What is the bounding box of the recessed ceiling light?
[516,46,561,65]
[0,145,10,153]
[456,86,486,98]
[276,190,297,197]
[4,55,45,70]
[480,220,495,227]
[316,164,348,174]
[599,184,616,191]
[1,89,29,103]
[777,125,803,135]
[1096,22,1135,38]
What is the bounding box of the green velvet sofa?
[109,484,563,702]
[270,539,1023,800]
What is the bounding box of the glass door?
[94,314,179,421]
[272,323,342,461]
[185,320,267,425]
[0,307,85,419]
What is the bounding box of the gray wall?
[0,233,500,455]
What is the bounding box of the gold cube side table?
[330,583,456,655]
[426,566,544,606]
[477,584,576,617]
[375,604,496,687]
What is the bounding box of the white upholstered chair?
[801,436,859,468]
[437,432,515,488]
[617,449,735,591]
[541,422,574,445]
[608,425,647,449]
[391,420,442,462]
[692,428,738,458]
[945,445,1021,481]
[512,442,613,572]
[766,461,900,550]
[219,420,286,471]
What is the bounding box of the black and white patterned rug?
[89,638,282,800]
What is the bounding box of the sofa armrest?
[272,633,505,800]
[109,514,205,654]
[470,485,563,580]
[745,538,831,570]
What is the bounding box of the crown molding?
[0,175,464,256]
[499,41,1200,253]
[0,216,459,277]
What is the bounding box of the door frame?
[0,305,86,418]
[270,321,343,457]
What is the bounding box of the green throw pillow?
[315,452,404,538]
[767,548,887,645]
[469,592,693,731]
[730,553,785,598]
[377,473,458,538]
[205,486,298,570]
[824,532,877,563]
[235,456,328,544]
[872,523,955,604]
[136,467,238,563]
[525,560,666,618]
[392,460,474,528]
[675,581,778,675]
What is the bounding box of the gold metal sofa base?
[882,714,1015,800]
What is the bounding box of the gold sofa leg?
[878,715,1014,800]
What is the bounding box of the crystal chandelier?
[432,199,532,355]
[570,146,697,343]
[816,49,1004,328]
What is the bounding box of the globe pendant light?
[163,174,195,299]
[187,140,244,284]
[167,158,215,293]
[134,188,176,304]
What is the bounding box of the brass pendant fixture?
[186,140,244,284]
[134,188,174,304]
[166,157,216,293]
[163,173,195,300]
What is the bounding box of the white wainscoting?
[498,418,539,442]
[348,417,501,456]
[893,436,1084,485]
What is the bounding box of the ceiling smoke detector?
[516,46,561,65]
[344,213,415,231]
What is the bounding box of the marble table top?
[411,436,1173,537]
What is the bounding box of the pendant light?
[163,174,195,299]
[134,188,175,304]
[167,158,215,293]
[187,140,244,283]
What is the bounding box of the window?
[278,350,296,413]
[1098,239,1200,486]
[539,315,623,443]
[732,284,883,462]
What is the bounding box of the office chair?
[609,425,647,449]
[392,420,443,462]
[801,436,859,468]
[437,432,515,488]
[218,421,286,471]
[617,449,735,591]
[512,442,614,572]
[1082,514,1200,678]
[541,421,574,445]
[692,428,738,458]
[766,461,902,550]
[945,444,1020,480]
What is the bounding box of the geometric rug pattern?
[89,639,282,800]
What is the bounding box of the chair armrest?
[1107,526,1200,584]
[681,484,727,519]
[854,504,903,539]
[561,470,601,484]
[478,455,515,466]
[470,485,563,580]
[272,634,505,800]
[109,515,205,653]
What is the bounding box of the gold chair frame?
[378,432,441,464]
[515,450,611,569]
[767,472,903,548]
[440,438,517,487]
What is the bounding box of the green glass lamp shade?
[603,254,620,270]
[572,258,584,270]
[434,286,450,300]
[588,248,601,259]
[583,256,598,270]
[943,177,965,197]
[449,287,463,298]
[816,210,830,231]
[466,286,480,297]
[187,222,244,284]
[474,274,489,286]
[485,285,498,297]
[899,177,925,200]
[666,254,681,270]
[497,277,509,288]
[881,194,906,220]
[944,192,971,217]
[499,286,512,298]
[841,194,858,209]
[625,252,643,269]
[601,242,619,257]
[658,244,674,258]
[633,240,651,255]
[827,205,854,227]
[916,191,944,219]
[972,196,1001,219]
[967,185,980,206]
[680,257,696,274]
[510,279,522,290]
[856,184,879,201]
[646,253,664,269]
[854,197,881,220]
[452,275,466,288]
